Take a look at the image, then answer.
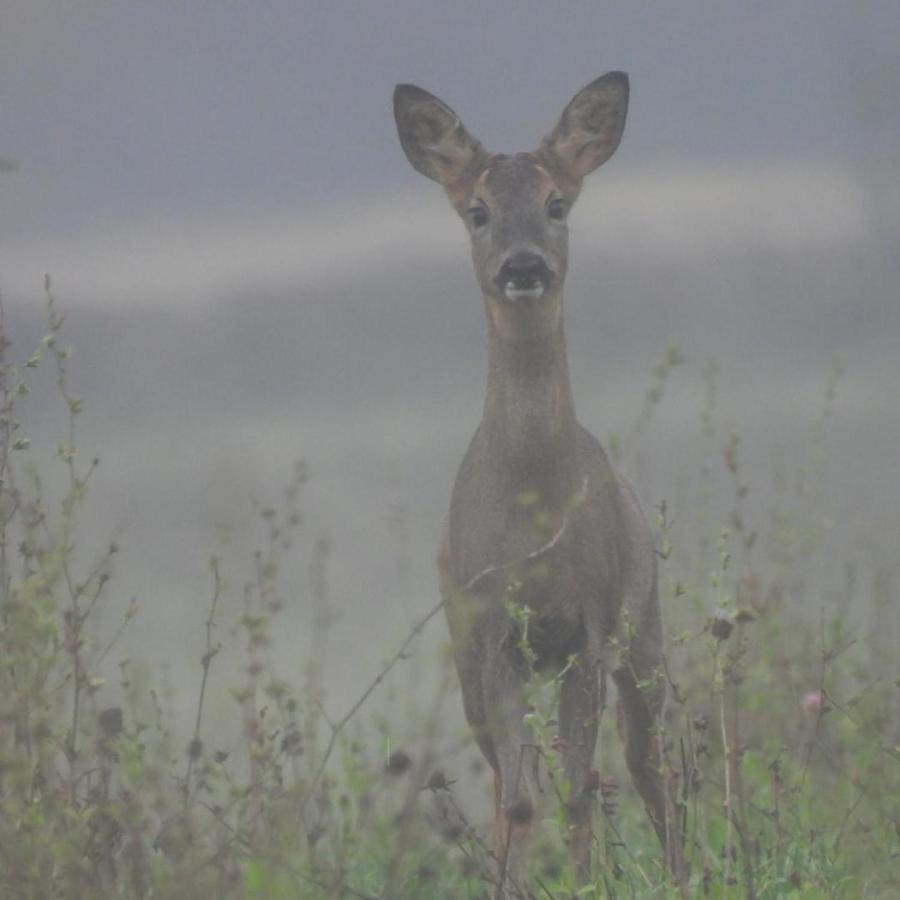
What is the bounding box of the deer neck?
[481,312,580,504]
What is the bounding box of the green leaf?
[243,860,267,894]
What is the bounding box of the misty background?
[1,2,898,744]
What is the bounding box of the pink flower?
[802,690,824,716]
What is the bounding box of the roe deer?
[394,73,680,897]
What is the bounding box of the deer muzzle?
[495,252,555,303]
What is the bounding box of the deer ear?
[394,84,487,188]
[539,72,629,184]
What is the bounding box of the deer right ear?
[393,84,487,188]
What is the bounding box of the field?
[1,289,898,899]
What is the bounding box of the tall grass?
[1,285,897,898]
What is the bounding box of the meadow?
[1,286,898,899]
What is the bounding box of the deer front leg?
[480,649,540,900]
[557,655,601,886]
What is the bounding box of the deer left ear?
[539,72,629,185]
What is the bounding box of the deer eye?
[467,206,489,229]
[547,197,568,221]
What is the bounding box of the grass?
[0,283,898,898]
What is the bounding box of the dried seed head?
[280,729,303,756]
[385,750,412,776]
[98,707,124,737]
[442,823,464,843]
[422,769,455,792]
[505,798,534,826]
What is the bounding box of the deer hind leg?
[557,655,601,886]
[611,627,684,876]
[611,477,684,876]
[612,660,667,843]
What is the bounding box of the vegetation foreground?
[1,288,898,898]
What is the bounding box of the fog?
[2,2,898,743]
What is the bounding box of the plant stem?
[184,557,222,805]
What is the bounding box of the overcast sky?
[3,1,899,250]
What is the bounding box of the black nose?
[495,252,553,291]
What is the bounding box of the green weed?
[1,288,897,898]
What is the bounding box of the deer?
[394,73,681,897]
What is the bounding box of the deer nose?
[496,253,552,292]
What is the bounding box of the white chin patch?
[503,282,545,302]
